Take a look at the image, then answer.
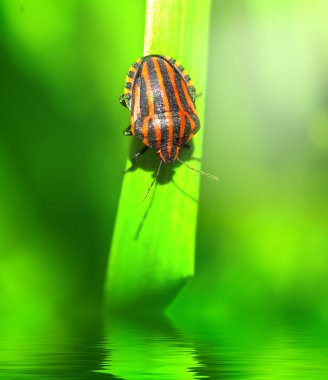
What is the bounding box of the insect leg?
[123,125,133,136]
[119,93,128,108]
[123,146,150,173]
[132,145,149,163]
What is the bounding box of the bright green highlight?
[105,0,212,312]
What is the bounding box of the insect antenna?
[177,157,219,181]
[143,160,163,201]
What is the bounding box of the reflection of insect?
[119,55,218,200]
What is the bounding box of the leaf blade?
[105,0,212,312]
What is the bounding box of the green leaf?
[105,0,212,312]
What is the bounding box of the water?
[0,315,327,379]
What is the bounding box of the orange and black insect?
[119,55,217,199]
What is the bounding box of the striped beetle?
[119,55,217,199]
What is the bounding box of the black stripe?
[171,116,180,158]
[146,58,165,114]
[191,113,200,134]
[182,114,192,145]
[170,144,177,160]
[159,115,168,143]
[130,83,137,114]
[128,70,135,78]
[172,112,181,142]
[147,117,157,148]
[175,77,189,111]
[158,59,179,112]
[139,76,149,117]
[125,82,132,89]
[134,117,144,141]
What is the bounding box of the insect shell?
[119,55,200,164]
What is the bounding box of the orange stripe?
[131,83,141,135]
[141,115,150,146]
[181,78,196,111]
[166,113,174,158]
[167,140,172,158]
[141,62,154,114]
[178,111,185,146]
[132,83,141,122]
[153,115,161,148]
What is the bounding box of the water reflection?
[97,315,211,379]
[0,314,327,379]
[0,315,114,380]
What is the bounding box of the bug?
[119,55,218,199]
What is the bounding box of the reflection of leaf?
[97,315,201,380]
[106,0,212,312]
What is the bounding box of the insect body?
[120,55,200,164]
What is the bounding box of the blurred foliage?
[169,0,328,321]
[0,0,146,317]
[0,0,328,322]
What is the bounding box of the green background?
[1,0,328,323]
